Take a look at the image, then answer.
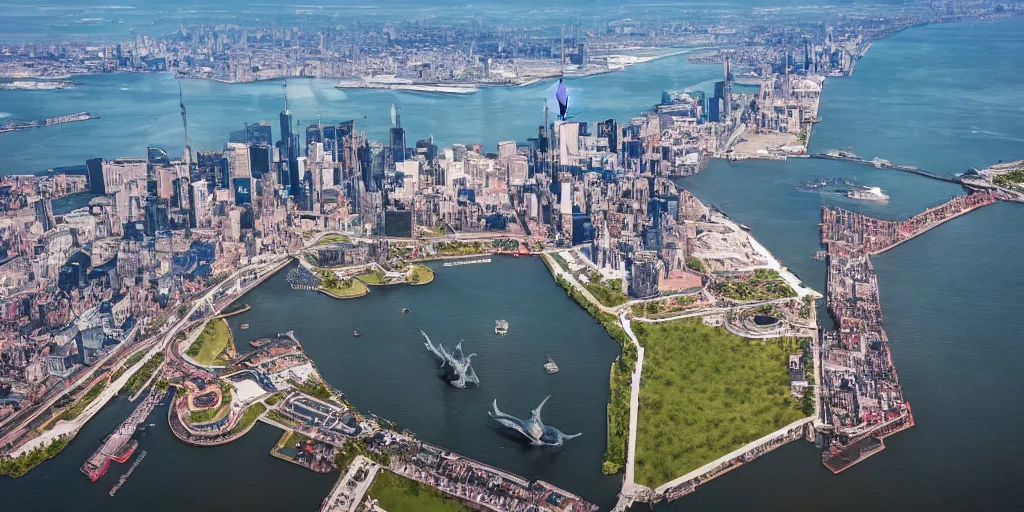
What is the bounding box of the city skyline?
[1,2,1023,511]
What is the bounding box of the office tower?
[225,142,252,179]
[249,143,272,178]
[246,121,273,145]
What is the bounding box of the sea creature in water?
[489,396,581,446]
[421,330,480,388]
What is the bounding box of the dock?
[821,191,999,255]
[81,391,160,482]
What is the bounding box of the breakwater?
[108,450,146,496]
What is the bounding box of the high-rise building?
[86,157,147,195]
[232,177,253,206]
[196,151,226,189]
[389,127,406,166]
[246,121,273,145]
[597,119,618,153]
[226,142,251,179]
[249,144,272,178]
[189,179,209,228]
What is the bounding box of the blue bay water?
[0,53,722,175]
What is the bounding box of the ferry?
[544,355,559,374]
[494,320,508,335]
[240,323,250,330]
[846,186,889,202]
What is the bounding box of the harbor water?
[1,16,1023,512]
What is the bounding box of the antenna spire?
[178,79,191,167]
[283,79,289,113]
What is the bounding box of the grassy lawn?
[185,319,235,366]
[408,264,434,284]
[356,269,386,284]
[318,270,369,298]
[265,409,300,428]
[60,379,108,421]
[551,253,570,272]
[584,280,629,308]
[316,234,351,245]
[229,402,267,435]
[712,269,795,302]
[123,352,164,395]
[189,384,232,424]
[435,241,489,256]
[290,376,334,401]
[633,319,806,488]
[993,169,1024,188]
[368,470,471,512]
[275,430,313,452]
[111,348,148,381]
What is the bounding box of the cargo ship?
[0,112,98,134]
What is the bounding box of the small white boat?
[544,355,559,374]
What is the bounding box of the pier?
[810,191,1001,473]
[821,191,999,255]
[80,392,160,482]
[0,112,97,134]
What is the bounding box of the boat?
[401,308,410,314]
[544,355,559,374]
[845,186,889,202]
[240,323,250,330]
[494,320,508,335]
[353,330,361,337]
[738,223,751,231]
[249,338,270,348]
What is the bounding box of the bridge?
[808,152,962,184]
[821,190,1000,255]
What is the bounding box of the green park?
[633,319,807,488]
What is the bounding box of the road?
[618,311,647,508]
[7,256,290,457]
